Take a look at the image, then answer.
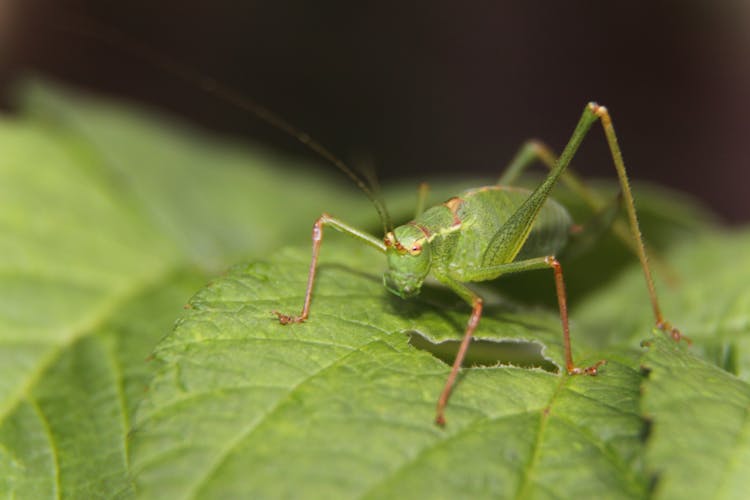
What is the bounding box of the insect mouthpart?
[383,271,422,299]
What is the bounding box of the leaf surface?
[131,246,648,499]
[576,231,750,377]
[641,335,750,499]
[0,81,372,498]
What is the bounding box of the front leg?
[273,213,385,324]
[434,277,484,427]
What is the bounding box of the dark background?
[2,1,749,222]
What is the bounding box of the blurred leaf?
[19,80,383,269]
[576,230,750,376]
[641,335,750,499]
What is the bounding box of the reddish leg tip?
[272,311,287,324]
[435,414,446,427]
[273,311,303,325]
[670,328,692,345]
[656,321,691,345]
[568,360,606,376]
[585,360,607,376]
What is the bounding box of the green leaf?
[576,230,750,377]
[19,81,383,268]
[641,335,750,499]
[0,116,175,497]
[130,245,648,499]
[0,80,374,498]
[3,79,748,499]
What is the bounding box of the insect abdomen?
[434,186,571,280]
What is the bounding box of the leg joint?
[587,101,608,117]
[313,213,335,240]
[544,255,561,269]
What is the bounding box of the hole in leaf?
[406,331,557,372]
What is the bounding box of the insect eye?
[410,245,422,255]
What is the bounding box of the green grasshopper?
[273,102,685,426]
[64,19,683,425]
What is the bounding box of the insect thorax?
[425,187,572,280]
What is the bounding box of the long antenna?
[51,15,394,234]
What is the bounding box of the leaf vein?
[182,335,393,499]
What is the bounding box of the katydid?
[59,19,683,425]
[273,102,685,427]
